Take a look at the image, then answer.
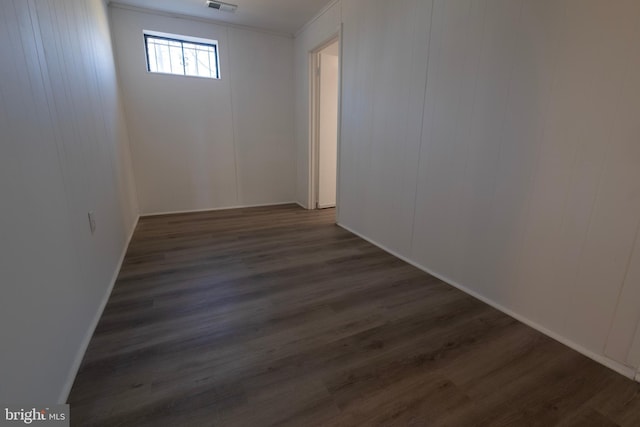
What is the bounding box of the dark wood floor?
[69,204,640,426]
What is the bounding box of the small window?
[144,31,220,79]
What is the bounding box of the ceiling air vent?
[206,1,238,13]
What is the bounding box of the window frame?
[143,30,221,80]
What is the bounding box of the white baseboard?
[58,214,140,404]
[337,222,638,381]
[295,201,309,210]
[141,201,298,217]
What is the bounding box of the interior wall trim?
[140,201,299,217]
[294,0,340,38]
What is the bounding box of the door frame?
[308,27,342,211]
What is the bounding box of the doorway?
[310,37,340,209]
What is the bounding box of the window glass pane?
[169,44,183,75]
[195,49,212,78]
[147,40,158,72]
[144,34,219,79]
[182,43,198,77]
[155,41,171,73]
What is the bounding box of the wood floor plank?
[68,204,640,426]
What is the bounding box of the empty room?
[2,0,640,425]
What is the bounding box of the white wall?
[293,0,341,208]
[304,0,640,376]
[0,0,138,402]
[317,46,339,208]
[109,5,296,215]
[339,0,431,254]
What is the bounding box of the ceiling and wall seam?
[109,1,294,38]
[294,0,340,38]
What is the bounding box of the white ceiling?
[109,0,333,35]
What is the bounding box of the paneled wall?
[0,0,138,402]
[339,0,432,256]
[328,0,640,375]
[110,5,296,215]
